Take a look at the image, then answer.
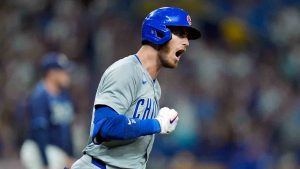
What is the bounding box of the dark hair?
[40,67,53,78]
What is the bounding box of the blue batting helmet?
[142,7,201,45]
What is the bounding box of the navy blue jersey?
[27,81,74,165]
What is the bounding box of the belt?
[83,152,106,169]
[91,157,106,169]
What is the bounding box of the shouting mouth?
[175,49,185,60]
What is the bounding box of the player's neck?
[43,78,60,96]
[136,46,161,80]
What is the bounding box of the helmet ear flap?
[142,19,172,45]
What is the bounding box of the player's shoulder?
[103,55,142,77]
[30,82,48,100]
[109,55,139,70]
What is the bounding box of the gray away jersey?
[84,55,161,169]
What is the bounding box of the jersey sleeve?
[94,64,138,114]
[91,106,161,144]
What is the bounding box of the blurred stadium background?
[0,0,300,168]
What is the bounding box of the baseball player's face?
[51,69,71,88]
[158,27,189,68]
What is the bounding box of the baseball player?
[71,7,201,169]
[20,53,75,169]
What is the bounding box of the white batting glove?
[155,107,179,134]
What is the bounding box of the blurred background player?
[20,52,75,169]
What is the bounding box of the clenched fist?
[155,107,179,134]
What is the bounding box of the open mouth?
[175,49,185,58]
